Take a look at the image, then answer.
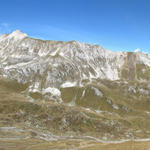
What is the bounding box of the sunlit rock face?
[0,30,150,102]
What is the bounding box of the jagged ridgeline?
[0,30,150,105]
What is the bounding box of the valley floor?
[0,139,150,150]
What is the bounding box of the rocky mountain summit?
[0,30,150,149]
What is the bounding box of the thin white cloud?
[133,48,150,54]
[134,48,141,52]
[1,23,9,27]
[0,22,12,34]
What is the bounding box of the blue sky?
[0,0,150,53]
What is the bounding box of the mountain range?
[0,30,150,150]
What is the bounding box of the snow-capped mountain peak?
[8,30,28,40]
[0,30,27,42]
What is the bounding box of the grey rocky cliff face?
[0,30,150,101]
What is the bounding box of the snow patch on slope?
[61,82,77,88]
[136,52,150,67]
